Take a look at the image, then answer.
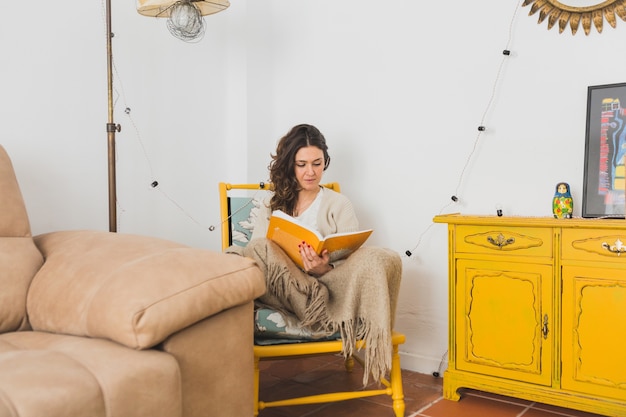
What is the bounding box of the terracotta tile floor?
[257,354,606,417]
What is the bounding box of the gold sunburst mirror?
[522,0,626,35]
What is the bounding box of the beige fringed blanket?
[238,238,402,385]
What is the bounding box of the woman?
[232,124,402,385]
[249,123,359,275]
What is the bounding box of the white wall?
[1,0,246,248]
[3,0,626,375]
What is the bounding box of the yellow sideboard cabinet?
[433,214,626,417]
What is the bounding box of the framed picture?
[582,82,626,218]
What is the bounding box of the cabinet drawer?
[562,229,626,262]
[455,226,552,257]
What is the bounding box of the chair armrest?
[28,230,266,349]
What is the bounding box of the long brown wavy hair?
[269,124,331,216]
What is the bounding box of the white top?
[295,187,324,231]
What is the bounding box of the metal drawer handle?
[542,314,549,340]
[602,238,626,256]
[487,233,515,248]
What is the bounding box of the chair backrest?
[218,182,341,250]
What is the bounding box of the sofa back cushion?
[0,238,43,332]
[28,230,265,349]
[0,145,32,238]
[0,145,43,333]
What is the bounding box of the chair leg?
[253,356,260,417]
[344,355,354,372]
[390,343,405,417]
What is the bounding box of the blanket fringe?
[339,318,392,386]
[242,239,400,386]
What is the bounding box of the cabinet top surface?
[433,213,626,229]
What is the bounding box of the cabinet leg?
[443,372,461,401]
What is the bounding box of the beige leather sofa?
[0,144,266,417]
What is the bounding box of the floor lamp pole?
[105,0,118,232]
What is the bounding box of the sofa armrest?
[161,302,255,417]
[28,230,266,349]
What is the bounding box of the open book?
[266,210,373,269]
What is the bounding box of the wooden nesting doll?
[553,182,573,219]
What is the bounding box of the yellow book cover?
[266,210,373,269]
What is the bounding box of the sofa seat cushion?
[28,230,265,349]
[0,331,182,417]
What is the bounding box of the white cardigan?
[250,187,360,241]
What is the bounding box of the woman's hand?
[299,243,333,277]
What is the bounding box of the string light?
[404,0,522,258]
[102,0,524,250]
[100,8,214,233]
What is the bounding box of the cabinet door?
[561,266,626,401]
[456,260,553,386]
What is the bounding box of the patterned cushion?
[254,308,340,345]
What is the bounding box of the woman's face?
[294,146,325,192]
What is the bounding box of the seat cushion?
[254,307,339,345]
[0,331,182,417]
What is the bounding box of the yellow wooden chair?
[218,182,406,417]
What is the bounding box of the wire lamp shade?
[137,0,230,17]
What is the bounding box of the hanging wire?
[100,0,523,246]
[405,1,523,259]
[99,0,214,232]
[452,1,521,199]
